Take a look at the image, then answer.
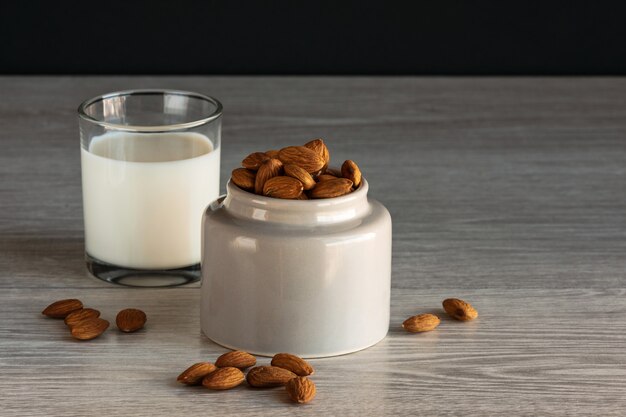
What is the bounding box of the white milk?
[81,132,220,269]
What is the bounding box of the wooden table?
[1,77,625,416]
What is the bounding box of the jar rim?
[223,176,370,226]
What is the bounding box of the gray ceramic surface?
[201,178,392,357]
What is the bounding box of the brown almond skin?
[177,362,217,385]
[443,298,478,321]
[263,176,303,199]
[310,178,353,199]
[284,164,316,190]
[42,299,83,318]
[246,366,297,388]
[316,174,338,182]
[255,158,284,195]
[116,308,147,332]
[231,168,256,191]
[64,308,101,327]
[278,146,325,174]
[215,351,256,369]
[70,318,110,340]
[402,314,441,333]
[202,367,245,390]
[341,160,362,188]
[264,149,280,159]
[286,376,316,404]
[271,353,314,376]
[242,152,269,171]
[303,139,330,168]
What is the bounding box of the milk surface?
[81,132,220,269]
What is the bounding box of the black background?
[1,0,625,75]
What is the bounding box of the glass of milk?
[78,90,222,287]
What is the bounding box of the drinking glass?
[78,90,222,287]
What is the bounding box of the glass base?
[86,254,200,287]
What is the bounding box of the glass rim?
[77,89,223,132]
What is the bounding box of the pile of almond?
[42,298,147,340]
[231,139,363,199]
[178,351,316,404]
[402,297,478,333]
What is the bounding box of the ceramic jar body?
[201,179,391,358]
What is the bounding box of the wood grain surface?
[1,76,625,416]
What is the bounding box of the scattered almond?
[278,146,325,174]
[42,299,83,318]
[284,164,316,190]
[309,178,353,199]
[341,160,362,188]
[286,376,316,404]
[70,318,110,340]
[215,351,257,369]
[242,152,269,171]
[255,158,284,194]
[202,367,245,390]
[231,168,256,191]
[443,298,478,321]
[402,313,441,333]
[263,176,303,199]
[246,366,297,387]
[116,308,147,332]
[64,308,101,327]
[177,362,217,385]
[271,353,314,376]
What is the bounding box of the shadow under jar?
[201,178,392,358]
[78,90,222,287]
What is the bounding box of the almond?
[286,376,316,404]
[316,174,337,182]
[177,362,217,385]
[242,152,270,171]
[297,193,309,200]
[310,178,353,199]
[116,308,147,332]
[70,318,109,340]
[215,351,256,369]
[202,367,245,390]
[284,164,316,190]
[402,313,441,333]
[255,158,284,195]
[341,159,362,188]
[42,299,83,318]
[443,298,478,321]
[278,146,325,174]
[231,168,256,191]
[246,366,297,388]
[263,176,303,199]
[304,139,330,169]
[265,149,280,159]
[271,353,314,376]
[64,308,101,327]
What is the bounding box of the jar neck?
[223,179,371,226]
